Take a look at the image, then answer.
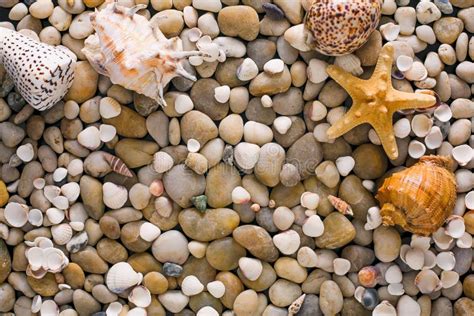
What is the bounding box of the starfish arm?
[387,89,436,111]
[326,65,365,93]
[372,44,395,81]
[372,122,399,160]
[326,108,365,139]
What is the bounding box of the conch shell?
[0,28,75,111]
[376,155,457,236]
[82,1,201,106]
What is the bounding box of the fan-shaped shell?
[376,155,456,236]
[106,262,143,294]
[304,0,381,56]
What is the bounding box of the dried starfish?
[326,44,436,160]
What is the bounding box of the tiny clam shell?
[40,300,59,316]
[187,138,201,153]
[452,144,473,166]
[106,302,123,316]
[436,251,456,271]
[106,262,143,294]
[456,232,473,248]
[26,247,45,270]
[440,270,459,289]
[404,247,424,270]
[128,285,152,308]
[231,186,251,204]
[32,295,42,313]
[46,208,65,225]
[411,114,432,137]
[396,55,413,72]
[384,265,402,284]
[127,308,147,316]
[403,61,427,81]
[44,247,68,272]
[4,202,29,227]
[28,209,44,227]
[410,235,431,251]
[372,300,396,316]
[33,178,46,190]
[139,222,161,242]
[433,103,452,122]
[51,223,73,245]
[44,185,61,203]
[445,215,465,238]
[300,192,320,210]
[99,96,122,119]
[432,227,454,249]
[387,283,404,296]
[415,269,442,294]
[380,22,400,41]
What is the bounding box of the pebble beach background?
[0,0,473,315]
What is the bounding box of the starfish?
[326,44,436,160]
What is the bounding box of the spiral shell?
[376,155,456,236]
[304,0,381,56]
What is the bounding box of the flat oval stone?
[315,213,356,249]
[233,225,279,262]
[206,237,246,271]
[179,208,240,242]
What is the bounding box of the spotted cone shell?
[0,28,75,111]
[82,1,200,106]
[376,155,457,236]
[304,0,381,56]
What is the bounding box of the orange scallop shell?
[376,155,457,236]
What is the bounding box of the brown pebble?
[144,271,169,295]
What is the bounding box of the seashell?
[404,247,424,270]
[4,202,29,227]
[44,185,61,203]
[0,28,75,111]
[70,221,85,231]
[415,269,442,294]
[53,168,68,183]
[26,247,46,270]
[32,295,42,313]
[155,196,174,218]
[304,0,381,56]
[456,232,472,248]
[361,288,379,310]
[333,258,351,276]
[440,270,459,289]
[46,208,65,225]
[128,285,152,308]
[354,286,365,303]
[77,126,101,150]
[51,223,73,245]
[358,266,381,287]
[410,235,431,251]
[364,206,382,230]
[396,55,413,72]
[99,124,117,142]
[302,215,324,237]
[106,302,123,316]
[433,103,452,122]
[387,283,404,296]
[28,209,44,227]
[288,294,306,316]
[432,227,454,250]
[376,155,457,236]
[231,186,251,205]
[33,178,46,190]
[82,2,201,106]
[445,215,465,238]
[139,222,161,242]
[187,138,201,153]
[106,262,143,294]
[16,143,34,162]
[334,54,363,76]
[408,140,426,159]
[452,144,473,167]
[61,182,81,203]
[372,300,397,316]
[403,61,428,81]
[391,69,405,80]
[40,300,59,316]
[29,236,54,249]
[152,152,174,174]
[436,251,455,271]
[102,152,133,177]
[26,265,48,279]
[103,182,128,209]
[99,97,122,119]
[58,284,71,290]
[300,192,320,210]
[127,307,147,316]
[411,114,432,137]
[424,126,443,150]
[44,247,68,272]
[52,196,69,210]
[327,195,353,216]
[380,22,400,41]
[175,94,194,114]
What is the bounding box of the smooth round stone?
[215,59,246,88]
[70,246,109,274]
[338,175,377,221]
[163,262,183,277]
[269,279,302,307]
[191,79,229,120]
[218,114,244,145]
[455,297,474,315]
[247,39,277,70]
[433,17,464,44]
[352,144,388,180]
[180,110,218,146]
[245,97,276,125]
[233,290,258,315]
[237,261,277,292]
[163,164,206,208]
[249,66,291,96]
[0,240,11,283]
[320,280,344,315]
[233,225,279,262]
[205,163,241,208]
[274,257,307,283]
[72,290,100,316]
[315,213,356,249]
[273,230,301,255]
[96,238,128,264]
[206,237,246,271]
[27,273,59,297]
[215,271,244,309]
[341,245,375,272]
[273,116,306,148]
[217,5,259,41]
[179,208,240,242]
[272,87,304,116]
[62,263,85,290]
[65,61,98,104]
[286,133,323,180]
[373,226,401,263]
[270,182,305,209]
[152,230,189,264]
[158,291,189,314]
[189,292,223,314]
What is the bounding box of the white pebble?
[273,206,295,231]
[77,126,101,150]
[393,118,411,138]
[237,58,258,81]
[99,124,116,143]
[302,215,324,237]
[175,95,194,114]
[310,101,327,121]
[16,143,34,162]
[260,95,273,108]
[29,0,54,19]
[307,59,328,84]
[9,3,28,21]
[273,230,300,255]
[300,192,320,210]
[273,116,292,134]
[333,258,351,276]
[207,281,225,298]
[335,156,355,177]
[139,222,161,242]
[67,159,83,177]
[187,138,201,153]
[263,59,285,74]
[192,0,222,12]
[452,144,473,166]
[214,85,230,103]
[181,275,204,296]
[232,186,251,205]
[238,257,263,281]
[102,182,128,209]
[53,167,67,182]
[197,306,219,316]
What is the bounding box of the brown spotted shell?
[304,0,381,56]
[376,156,457,236]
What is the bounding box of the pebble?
[218,6,259,41]
[158,291,189,313]
[273,230,300,255]
[182,275,204,296]
[315,212,356,249]
[179,208,239,242]
[65,61,98,104]
[374,226,401,263]
[233,289,258,315]
[433,17,464,44]
[152,230,189,264]
[163,164,206,208]
[319,280,344,315]
[269,279,302,307]
[233,225,279,262]
[249,65,291,96]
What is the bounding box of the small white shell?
[61,182,81,203]
[77,126,101,150]
[440,270,459,289]
[387,283,404,296]
[410,235,431,251]
[452,144,473,166]
[465,191,474,210]
[128,285,152,308]
[44,185,61,203]
[53,168,68,183]
[411,114,432,137]
[396,55,413,72]
[214,85,230,103]
[153,151,174,173]
[51,223,73,245]
[32,236,54,249]
[334,54,363,76]
[187,138,201,153]
[238,257,263,281]
[181,275,205,296]
[31,295,42,313]
[393,118,411,138]
[4,202,29,227]
[422,250,437,270]
[188,28,202,42]
[385,265,402,284]
[44,247,68,272]
[333,258,351,276]
[273,116,292,135]
[415,269,441,294]
[231,186,251,204]
[99,124,117,143]
[33,178,46,190]
[373,300,397,316]
[364,206,382,230]
[175,95,194,114]
[106,302,123,316]
[408,140,426,159]
[99,97,122,119]
[433,103,452,122]
[380,22,400,41]
[28,209,43,227]
[106,262,143,294]
[70,221,85,231]
[103,182,128,209]
[436,251,456,271]
[424,126,443,149]
[300,192,320,210]
[405,247,424,270]
[40,300,59,316]
[52,195,69,210]
[46,208,65,225]
[127,307,147,316]
[456,232,473,248]
[354,286,365,303]
[445,216,465,238]
[16,143,34,162]
[26,247,45,270]
[404,61,428,81]
[139,222,161,242]
[432,227,454,250]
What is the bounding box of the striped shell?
[0,28,75,111]
[304,0,381,56]
[376,156,457,236]
[82,1,200,106]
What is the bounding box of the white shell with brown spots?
[304,0,381,56]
